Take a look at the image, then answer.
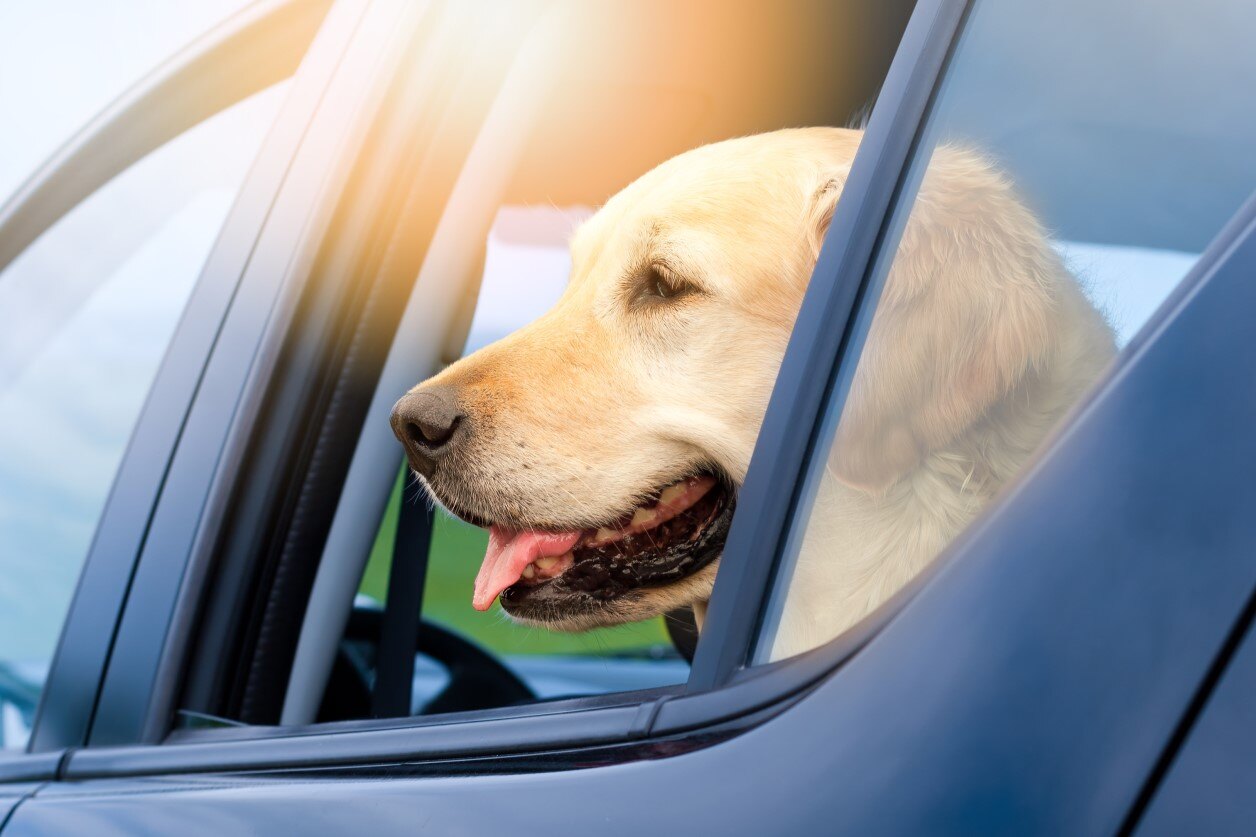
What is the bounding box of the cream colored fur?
[412,127,1115,657]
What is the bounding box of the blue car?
[1,0,1254,832]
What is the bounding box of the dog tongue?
[473,526,582,611]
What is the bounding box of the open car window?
[175,0,919,735]
[754,0,1256,662]
[355,206,688,712]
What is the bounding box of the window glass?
[0,83,289,748]
[0,0,260,204]
[756,0,1256,661]
[359,207,687,706]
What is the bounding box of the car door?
[5,0,1256,834]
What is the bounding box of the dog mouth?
[469,473,734,617]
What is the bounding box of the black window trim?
[175,0,486,731]
[278,0,552,727]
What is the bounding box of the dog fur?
[406,127,1115,659]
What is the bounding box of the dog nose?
[391,386,466,472]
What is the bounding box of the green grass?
[360,466,673,656]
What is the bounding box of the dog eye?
[639,265,692,303]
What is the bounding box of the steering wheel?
[318,605,535,722]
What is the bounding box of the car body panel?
[1136,591,1256,834]
[0,786,38,833]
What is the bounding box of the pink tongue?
[473,526,582,611]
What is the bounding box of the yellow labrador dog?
[391,127,1114,659]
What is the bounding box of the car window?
[248,0,917,732]
[358,207,687,706]
[755,0,1256,662]
[0,82,289,749]
[0,1,260,204]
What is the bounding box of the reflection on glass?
[757,0,1256,661]
[0,83,287,748]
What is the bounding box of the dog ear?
[806,177,844,263]
[819,147,1058,492]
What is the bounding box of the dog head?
[392,127,1061,631]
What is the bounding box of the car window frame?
[0,0,974,775]
[76,0,421,750]
[0,0,336,762]
[57,170,1256,780]
[22,0,967,771]
[277,1,557,727]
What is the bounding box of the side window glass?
[757,0,1256,662]
[0,82,289,748]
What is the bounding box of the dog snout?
[391,386,466,473]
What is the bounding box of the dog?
[391,127,1115,660]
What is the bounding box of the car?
[1,0,1254,832]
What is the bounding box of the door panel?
[0,786,38,833]
[1135,624,1256,835]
